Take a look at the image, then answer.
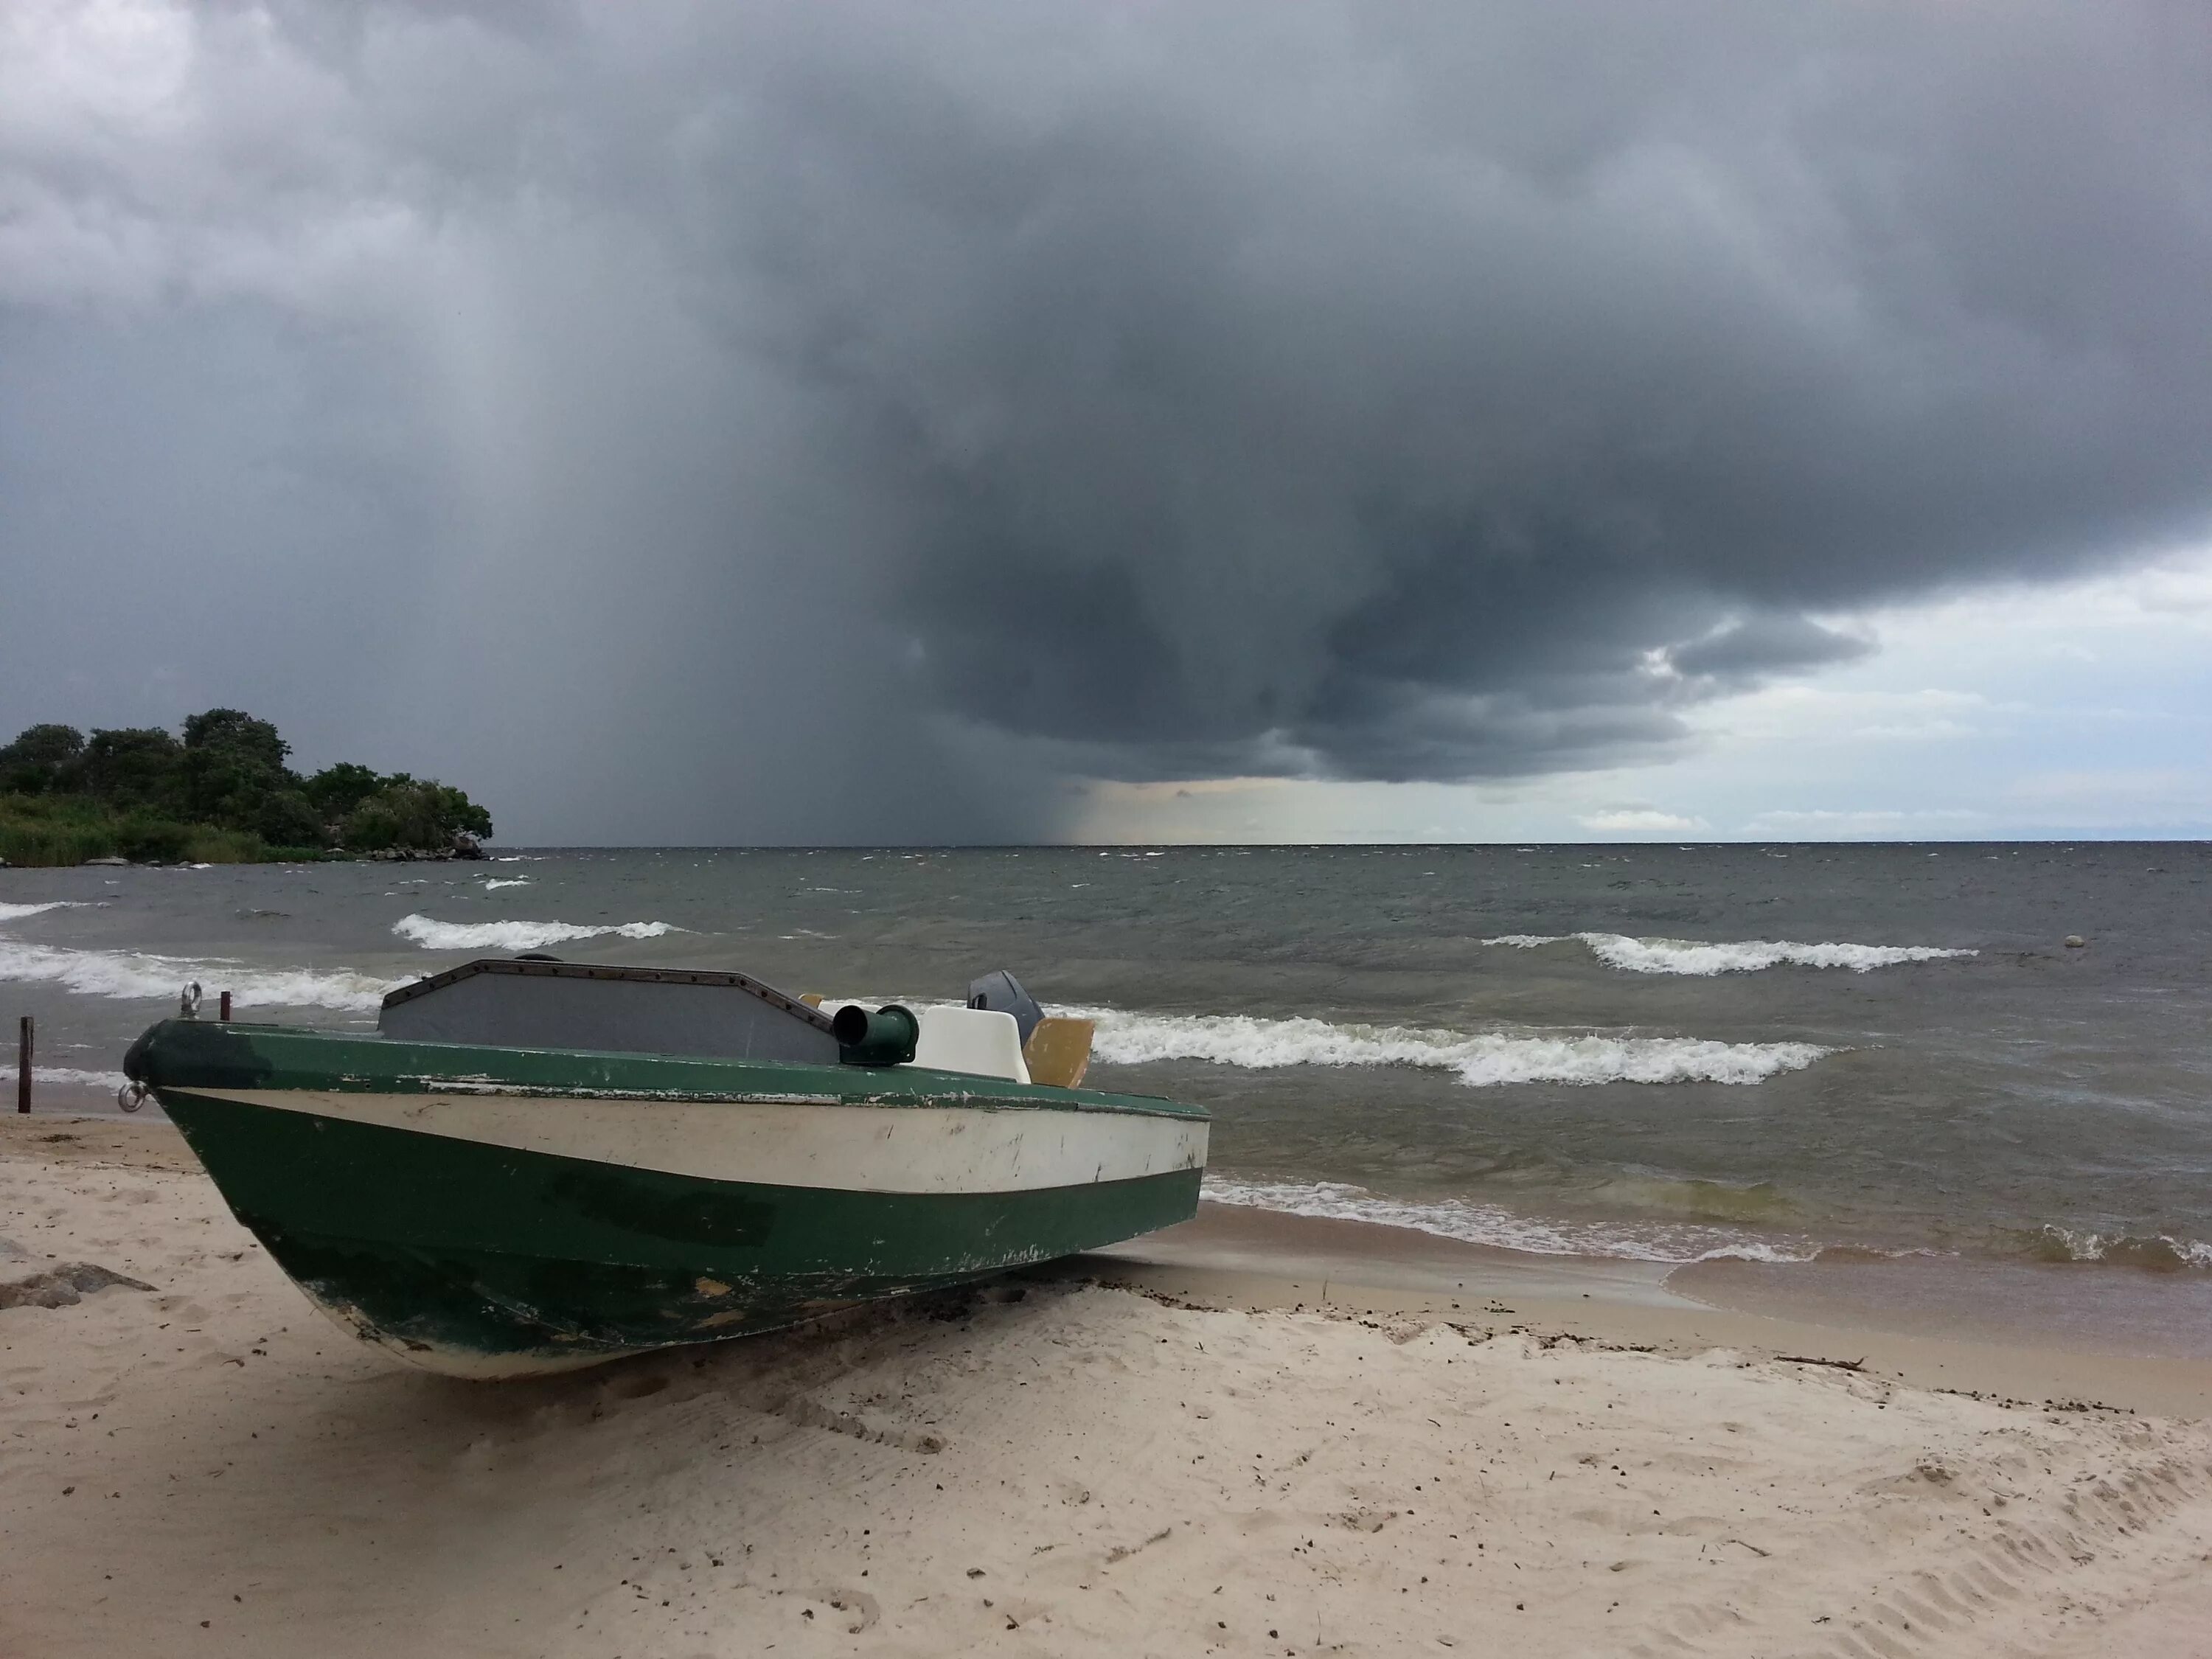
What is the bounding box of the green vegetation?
[0,710,493,868]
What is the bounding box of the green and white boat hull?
[122,1020,1206,1379]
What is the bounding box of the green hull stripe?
[161,1090,1200,1368]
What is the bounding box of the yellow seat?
[1023,1017,1095,1089]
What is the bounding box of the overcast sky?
[4,1,2208,843]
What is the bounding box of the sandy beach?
[6,1113,2212,1659]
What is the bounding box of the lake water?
[4,843,2208,1324]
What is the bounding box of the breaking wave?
[391,914,678,952]
[0,1065,131,1091]
[0,938,393,1012]
[1081,1007,1829,1086]
[1201,1177,1818,1264]
[2015,1225,2212,1271]
[0,900,85,922]
[821,997,1831,1088]
[1484,932,1977,975]
[481,877,532,891]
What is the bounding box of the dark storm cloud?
[1667,616,1874,684]
[3,1,2209,835]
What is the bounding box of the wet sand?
[1082,1202,2212,1419]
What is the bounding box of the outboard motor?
[967,970,1043,1046]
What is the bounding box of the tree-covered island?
[0,709,493,866]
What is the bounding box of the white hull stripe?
[194,1088,1209,1196]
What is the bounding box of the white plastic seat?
[910,1006,1031,1083]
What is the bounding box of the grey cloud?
[3,1,2208,836]
[1667,616,1874,683]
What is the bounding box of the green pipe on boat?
[832,1004,919,1067]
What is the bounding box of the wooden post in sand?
[219,990,232,1023]
[15,1016,29,1114]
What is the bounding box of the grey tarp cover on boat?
[378,959,839,1064]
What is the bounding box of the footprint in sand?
[815,1587,880,1633]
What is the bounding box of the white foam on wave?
[1202,1177,1819,1264]
[1077,1006,1830,1087]
[1484,932,1977,975]
[482,878,532,891]
[2033,1225,2212,1270]
[392,914,678,952]
[814,995,1829,1088]
[0,1065,131,1091]
[0,900,84,922]
[0,938,393,1011]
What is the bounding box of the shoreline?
[14,1110,2212,1413]
[1076,1202,2212,1419]
[0,846,481,869]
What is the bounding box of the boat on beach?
[121,959,1207,1379]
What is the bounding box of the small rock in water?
[2063,935,2087,948]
